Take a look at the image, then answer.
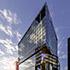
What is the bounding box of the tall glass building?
[68,37,70,70]
[18,3,59,70]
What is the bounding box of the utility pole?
[16,58,20,70]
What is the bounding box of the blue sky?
[0,0,70,70]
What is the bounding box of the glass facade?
[18,20,47,60]
[68,38,70,70]
[18,4,57,60]
[18,5,47,60]
[18,3,58,70]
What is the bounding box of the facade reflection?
[18,3,59,70]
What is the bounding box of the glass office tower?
[68,38,70,70]
[18,3,59,70]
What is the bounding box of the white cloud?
[0,49,5,55]
[0,39,15,51]
[0,9,22,41]
[0,38,19,58]
[6,49,13,55]
[0,23,22,55]
[0,9,21,24]
[59,54,67,59]
[20,59,35,70]
[0,24,22,42]
[0,9,12,23]
[65,66,68,70]
[14,31,22,42]
[0,9,22,70]
[0,24,13,36]
[0,56,17,70]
